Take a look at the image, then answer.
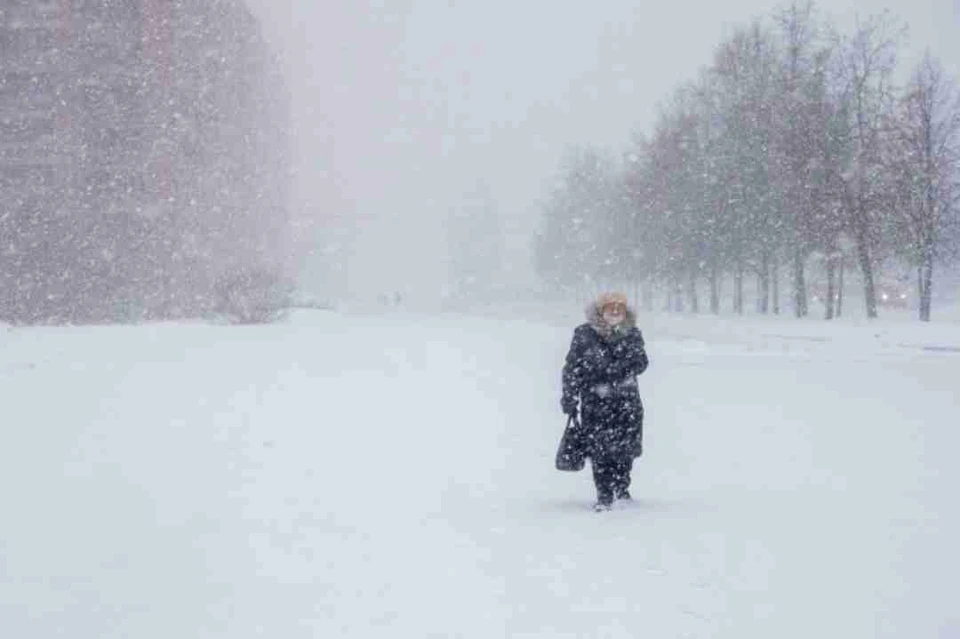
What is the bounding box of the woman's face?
[602,303,626,325]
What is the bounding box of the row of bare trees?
[534,2,960,321]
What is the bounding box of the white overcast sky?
[244,0,960,299]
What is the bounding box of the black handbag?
[555,416,586,471]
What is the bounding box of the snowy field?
[2,307,958,638]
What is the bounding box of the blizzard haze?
[3,3,960,635]
[245,0,960,304]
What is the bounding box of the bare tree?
[772,1,838,318]
[534,2,960,326]
[711,25,780,315]
[833,12,905,318]
[889,54,960,321]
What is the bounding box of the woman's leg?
[613,456,634,499]
[591,454,617,505]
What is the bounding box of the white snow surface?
[2,308,958,638]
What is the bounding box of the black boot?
[613,457,633,500]
[592,499,612,512]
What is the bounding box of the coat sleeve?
[561,328,588,411]
[616,329,649,378]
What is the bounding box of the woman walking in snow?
[561,292,648,511]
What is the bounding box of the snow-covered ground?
[2,308,958,638]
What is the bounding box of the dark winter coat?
[561,302,648,459]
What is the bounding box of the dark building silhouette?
[1,0,290,323]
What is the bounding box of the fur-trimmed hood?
[585,299,637,339]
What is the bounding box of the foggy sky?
[245,0,960,302]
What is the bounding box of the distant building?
[0,0,290,323]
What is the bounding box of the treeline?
[534,2,960,321]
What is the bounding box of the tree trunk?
[772,260,780,315]
[755,273,761,312]
[709,265,720,315]
[824,255,836,320]
[917,266,924,320]
[854,238,878,319]
[793,248,808,318]
[758,252,770,314]
[688,270,699,314]
[836,260,845,318]
[920,102,938,322]
[852,202,878,319]
[733,261,744,315]
[920,249,934,322]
